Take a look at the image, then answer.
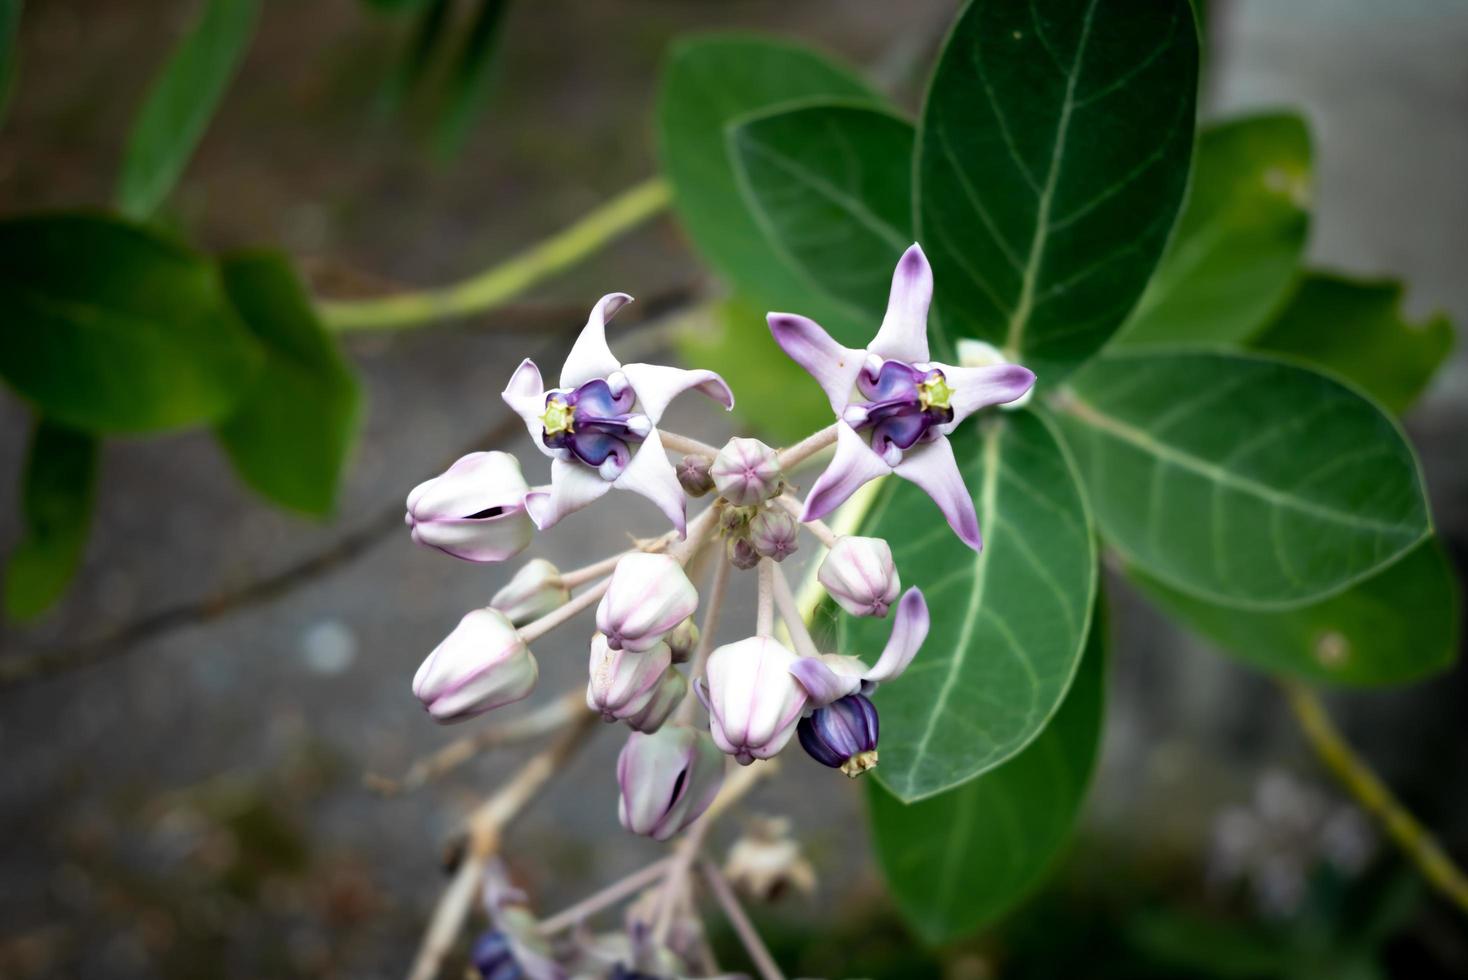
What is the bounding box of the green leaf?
[0,213,263,433]
[1056,350,1430,608]
[4,418,98,620]
[432,0,511,159]
[917,0,1197,377]
[868,597,1105,944]
[728,100,913,342]
[1120,112,1312,346]
[0,0,22,132]
[675,296,828,446]
[213,252,362,517]
[1252,274,1454,415]
[115,0,260,218]
[843,410,1097,802]
[657,34,880,341]
[1129,536,1458,687]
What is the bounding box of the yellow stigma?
[841,750,879,778]
[540,397,574,435]
[918,373,954,411]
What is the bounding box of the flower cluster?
[402,246,1034,974]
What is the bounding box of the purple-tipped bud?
[587,634,672,721]
[624,667,687,734]
[666,617,700,664]
[490,558,569,627]
[676,453,716,497]
[818,535,900,617]
[596,553,698,652]
[797,693,880,777]
[617,726,726,841]
[726,536,760,571]
[749,510,799,562]
[413,609,538,723]
[711,437,784,506]
[469,930,519,980]
[703,637,808,765]
[406,451,534,563]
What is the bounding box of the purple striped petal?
[523,458,612,530]
[801,422,892,523]
[789,656,861,707]
[767,312,863,414]
[560,292,631,388]
[869,243,932,363]
[938,362,1036,427]
[893,437,982,551]
[612,428,687,536]
[863,587,929,685]
[620,362,735,425]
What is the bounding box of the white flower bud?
[586,634,672,720]
[702,636,807,764]
[676,453,716,497]
[623,667,687,734]
[818,535,900,617]
[618,726,726,841]
[711,437,784,506]
[665,617,700,664]
[749,509,798,561]
[489,558,570,626]
[726,536,760,570]
[405,451,534,563]
[595,553,698,652]
[412,609,538,723]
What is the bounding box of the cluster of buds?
[400,245,1035,978]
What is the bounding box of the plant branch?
[1281,680,1468,917]
[776,424,839,471]
[660,431,722,459]
[676,555,731,725]
[774,494,836,547]
[538,857,675,935]
[699,859,787,980]
[770,564,820,660]
[756,559,774,636]
[319,177,671,332]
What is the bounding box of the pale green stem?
[317,177,671,332]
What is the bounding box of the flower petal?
[869,243,932,363]
[620,362,734,425]
[522,458,611,530]
[612,428,688,536]
[893,437,982,550]
[766,312,863,414]
[501,358,551,455]
[789,657,861,707]
[801,422,892,523]
[863,587,930,685]
[560,292,632,388]
[938,362,1037,427]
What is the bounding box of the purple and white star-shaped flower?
[768,243,1035,550]
[502,293,734,536]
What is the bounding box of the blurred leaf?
[843,410,1096,801]
[1129,536,1458,686]
[116,0,260,219]
[1252,274,1454,415]
[0,213,263,432]
[361,0,436,9]
[868,598,1105,943]
[917,0,1197,376]
[1125,908,1295,978]
[4,418,98,620]
[1056,350,1430,608]
[1121,112,1312,346]
[675,297,827,445]
[381,0,452,110]
[0,0,21,132]
[213,252,361,517]
[657,34,881,343]
[432,0,510,159]
[728,100,913,345]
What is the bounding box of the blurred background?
[1,0,1465,977]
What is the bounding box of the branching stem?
[660,431,723,459]
[700,859,787,980]
[770,565,821,660]
[756,560,774,636]
[676,556,731,725]
[774,494,837,547]
[776,424,839,471]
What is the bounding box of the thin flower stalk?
[700,859,787,980]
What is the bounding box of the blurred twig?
[1282,680,1468,917]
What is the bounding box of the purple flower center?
[850,360,954,459]
[540,378,646,472]
[797,693,879,773]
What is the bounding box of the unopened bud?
[676,454,716,497]
[490,558,569,626]
[624,667,687,734]
[618,726,726,841]
[413,609,538,723]
[405,451,534,563]
[587,634,672,720]
[726,536,760,571]
[596,553,698,651]
[797,692,880,777]
[818,535,900,617]
[666,617,700,664]
[749,509,798,562]
[703,636,807,764]
[711,437,784,506]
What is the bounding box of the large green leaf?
[1057,350,1430,608]
[116,0,260,218]
[214,252,361,517]
[1252,274,1454,416]
[1130,537,1458,687]
[868,598,1105,943]
[657,35,879,342]
[4,418,98,620]
[1120,112,1312,346]
[0,214,263,433]
[0,0,21,132]
[917,0,1197,377]
[728,100,912,340]
[843,410,1097,802]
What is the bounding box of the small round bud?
[596,553,698,652]
[818,535,900,618]
[618,726,727,841]
[726,536,760,571]
[413,609,538,723]
[587,634,673,720]
[711,437,784,506]
[749,510,799,562]
[704,636,807,764]
[490,558,569,626]
[717,503,754,537]
[797,693,880,777]
[666,617,700,664]
[676,453,716,497]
